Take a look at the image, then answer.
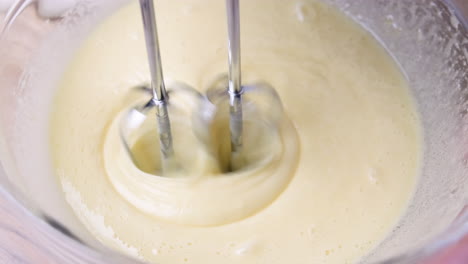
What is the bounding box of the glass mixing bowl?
[0,0,467,263]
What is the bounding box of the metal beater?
[121,0,282,173]
[225,0,244,168]
[121,0,246,174]
[120,0,175,172]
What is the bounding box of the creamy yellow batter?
[50,0,421,263]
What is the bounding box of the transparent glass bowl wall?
[0,0,467,263]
